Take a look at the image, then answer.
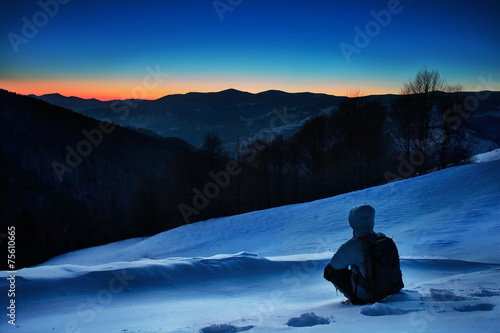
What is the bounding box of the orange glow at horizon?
[0,78,180,101]
[0,78,402,101]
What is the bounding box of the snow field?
[1,152,499,332]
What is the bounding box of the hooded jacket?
[330,205,383,300]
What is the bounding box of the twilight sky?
[1,0,499,100]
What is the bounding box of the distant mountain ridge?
[31,89,347,147]
[31,89,500,150]
[28,93,113,112]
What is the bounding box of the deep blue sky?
[1,0,499,99]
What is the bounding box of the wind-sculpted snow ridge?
[1,252,330,292]
[4,255,496,292]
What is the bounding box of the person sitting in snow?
[324,205,404,304]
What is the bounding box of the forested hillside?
[0,90,195,267]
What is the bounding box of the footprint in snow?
[427,289,496,313]
[469,289,500,297]
[389,289,425,302]
[286,312,332,327]
[453,303,496,312]
[429,289,473,301]
[199,324,255,333]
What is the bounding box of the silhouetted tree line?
[215,96,390,212]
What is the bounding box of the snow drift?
[1,154,499,332]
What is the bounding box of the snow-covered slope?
[474,148,500,163]
[47,155,500,266]
[1,156,499,332]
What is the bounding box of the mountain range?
[30,89,350,147]
[31,89,500,152]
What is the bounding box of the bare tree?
[392,67,469,173]
[401,67,446,144]
[201,131,225,160]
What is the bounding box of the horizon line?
[9,87,499,103]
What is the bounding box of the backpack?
[355,233,404,302]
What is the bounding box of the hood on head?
[348,205,375,236]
